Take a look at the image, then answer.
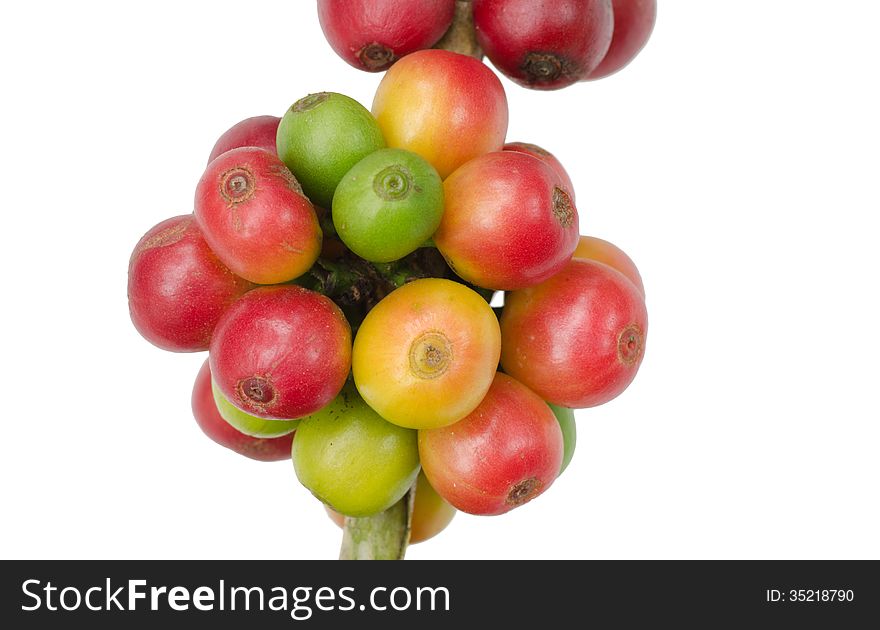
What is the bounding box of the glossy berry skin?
[210,286,352,420]
[276,92,386,209]
[372,49,508,179]
[504,141,575,201]
[501,259,648,408]
[587,0,657,80]
[191,359,294,462]
[128,215,253,352]
[573,235,645,296]
[473,0,613,90]
[207,115,280,164]
[292,384,420,517]
[352,278,501,430]
[326,471,455,544]
[194,148,321,285]
[435,151,579,290]
[318,0,455,72]
[332,148,444,263]
[419,373,563,516]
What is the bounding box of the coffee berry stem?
[434,0,483,60]
[339,485,416,560]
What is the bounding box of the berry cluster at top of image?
[318,0,656,89]
[126,0,655,558]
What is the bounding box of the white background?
[2,1,878,560]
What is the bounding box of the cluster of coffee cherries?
[128,6,650,554]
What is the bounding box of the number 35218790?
[766,589,854,603]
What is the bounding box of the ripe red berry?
[194,147,322,285]
[573,235,645,296]
[435,151,579,290]
[207,115,280,164]
[128,215,253,352]
[587,0,657,80]
[210,286,352,420]
[473,0,614,89]
[318,0,455,72]
[503,141,575,200]
[501,259,648,408]
[191,359,295,462]
[419,372,563,516]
